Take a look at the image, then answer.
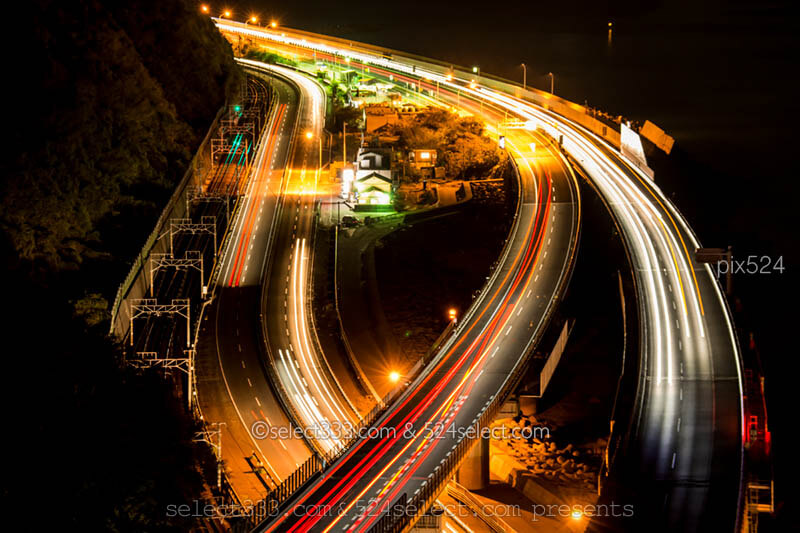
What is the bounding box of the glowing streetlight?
[200,4,209,14]
[249,15,258,24]
[472,66,479,74]
[448,308,457,322]
[270,21,278,28]
[221,9,231,18]
[305,131,313,140]
[389,371,401,383]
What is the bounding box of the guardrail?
[367,136,580,533]
[217,20,673,159]
[235,382,413,532]
[232,42,582,533]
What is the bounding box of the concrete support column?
[457,433,490,490]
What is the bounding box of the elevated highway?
[215,19,743,533]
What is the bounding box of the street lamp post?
[521,63,527,91]
[548,72,554,94]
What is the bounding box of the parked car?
[341,215,360,227]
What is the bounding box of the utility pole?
[548,72,554,94]
[521,63,527,91]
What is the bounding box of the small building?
[350,147,396,209]
[409,149,437,168]
[364,104,400,133]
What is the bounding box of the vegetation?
[388,109,505,179]
[3,0,240,272]
[2,0,240,529]
[242,46,299,68]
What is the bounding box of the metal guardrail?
[236,382,413,532]
[367,135,581,533]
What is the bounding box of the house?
[364,104,400,133]
[351,147,396,209]
[409,149,437,168]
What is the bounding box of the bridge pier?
[456,433,490,490]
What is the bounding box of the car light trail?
[217,21,743,533]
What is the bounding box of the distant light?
[305,131,313,140]
[608,21,613,27]
[270,21,278,28]
[233,104,241,113]
[200,4,209,14]
[389,371,400,383]
[222,9,231,18]
[472,66,478,73]
[571,510,583,520]
[448,308,457,320]
[250,15,258,24]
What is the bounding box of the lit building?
[408,149,439,179]
[350,147,396,210]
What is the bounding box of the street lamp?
[548,72,554,94]
[389,371,401,383]
[520,63,527,91]
[448,308,457,323]
[270,21,278,28]
[249,15,258,24]
[221,9,231,18]
[200,4,209,14]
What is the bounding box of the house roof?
[357,171,392,184]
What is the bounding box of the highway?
[215,21,743,533]
[257,84,581,532]
[197,59,362,505]
[196,71,312,494]
[469,88,744,532]
[248,61,361,455]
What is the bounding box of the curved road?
[196,71,312,499]
[215,20,743,532]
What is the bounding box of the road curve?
[196,72,312,494]
[214,20,743,532]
